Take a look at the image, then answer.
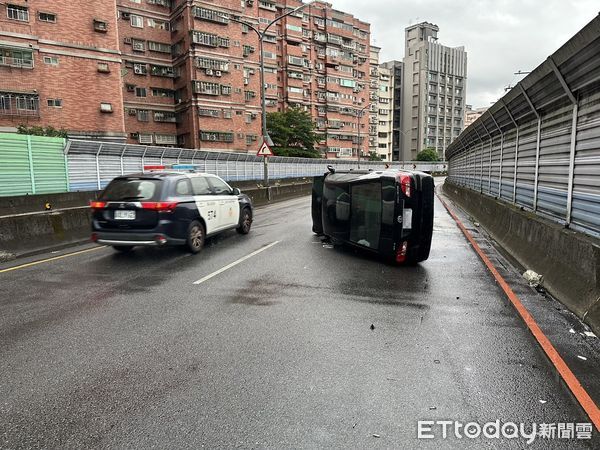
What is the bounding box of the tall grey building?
[401,22,467,160]
[380,60,404,161]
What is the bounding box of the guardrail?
[65,139,447,191]
[445,14,600,238]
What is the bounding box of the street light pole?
[356,103,369,169]
[226,1,316,187]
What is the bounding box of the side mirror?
[232,187,241,195]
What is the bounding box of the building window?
[93,19,108,32]
[137,109,149,121]
[150,65,175,77]
[132,39,145,52]
[195,57,229,72]
[130,15,143,28]
[38,12,56,23]
[200,131,234,142]
[223,109,232,119]
[97,62,110,73]
[192,31,229,48]
[152,88,174,98]
[43,56,59,66]
[148,41,171,53]
[47,98,62,108]
[155,134,177,145]
[244,90,256,101]
[147,18,170,30]
[153,111,176,122]
[135,87,146,97]
[133,63,147,75]
[100,103,113,113]
[0,48,34,69]
[198,108,220,117]
[192,7,228,24]
[0,93,39,116]
[7,4,28,21]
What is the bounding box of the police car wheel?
[113,245,133,253]
[186,221,205,253]
[236,207,252,235]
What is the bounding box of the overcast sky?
[331,0,598,108]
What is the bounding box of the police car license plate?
[114,210,136,220]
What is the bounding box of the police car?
[90,165,253,253]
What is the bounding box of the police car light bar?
[143,165,166,172]
[143,164,201,173]
[171,164,199,170]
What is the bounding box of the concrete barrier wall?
[443,180,600,334]
[0,181,312,260]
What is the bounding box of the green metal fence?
[0,133,68,197]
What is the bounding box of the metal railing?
[64,140,446,192]
[445,15,600,238]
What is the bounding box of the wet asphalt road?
[0,191,598,449]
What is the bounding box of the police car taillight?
[90,201,106,209]
[141,201,178,212]
[397,173,412,198]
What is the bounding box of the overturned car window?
[349,182,382,249]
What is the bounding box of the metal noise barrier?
[64,139,447,192]
[445,15,600,238]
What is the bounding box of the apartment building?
[0,0,126,141]
[0,0,372,156]
[401,22,467,161]
[376,64,393,161]
[306,2,371,159]
[380,60,403,161]
[464,104,488,128]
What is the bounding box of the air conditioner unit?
[215,70,222,77]
[124,37,132,44]
[121,12,131,19]
[335,65,340,70]
[250,113,257,119]
[126,84,135,92]
[134,66,144,74]
[205,69,213,75]
[128,108,137,115]
[243,77,249,85]
[246,0,254,5]
[130,132,139,139]
[133,42,144,51]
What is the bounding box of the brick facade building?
[0,0,372,157]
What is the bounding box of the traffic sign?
[257,140,273,157]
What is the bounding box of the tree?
[416,147,439,161]
[17,124,68,138]
[266,107,321,158]
[368,152,384,161]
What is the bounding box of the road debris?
[370,324,375,330]
[523,270,543,287]
[433,360,440,364]
[429,406,437,410]
[473,222,480,227]
[539,400,547,404]
[569,329,576,334]
[584,331,597,338]
[577,355,588,361]
[372,434,381,438]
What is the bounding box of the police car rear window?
[100,179,162,201]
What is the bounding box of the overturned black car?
[311,167,434,265]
